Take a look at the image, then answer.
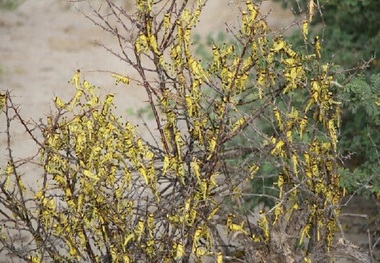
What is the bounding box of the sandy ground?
[4,1,378,262]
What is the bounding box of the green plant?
[270,3,380,259]
[338,74,380,196]
[0,0,24,10]
[273,0,380,198]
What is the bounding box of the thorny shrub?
[0,0,372,262]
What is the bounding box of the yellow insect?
[163,13,170,31]
[147,213,154,237]
[77,193,83,212]
[249,164,260,179]
[291,154,298,176]
[217,252,223,263]
[210,45,222,72]
[162,155,171,175]
[174,241,184,260]
[181,9,191,24]
[70,89,83,108]
[258,210,269,242]
[30,255,42,263]
[302,20,309,41]
[277,174,284,198]
[207,206,220,220]
[314,35,321,59]
[328,119,337,150]
[304,152,311,168]
[148,34,161,55]
[220,44,235,58]
[311,161,319,177]
[226,214,248,235]
[299,223,311,245]
[284,45,297,58]
[207,137,217,159]
[286,107,299,129]
[54,96,66,109]
[0,93,6,111]
[123,233,135,246]
[273,107,283,131]
[139,166,149,184]
[135,33,149,54]
[86,95,99,107]
[188,57,208,81]
[231,116,246,133]
[6,161,13,175]
[111,74,129,85]
[246,1,258,21]
[191,158,202,182]
[193,226,204,244]
[286,130,293,143]
[308,0,315,22]
[256,69,267,99]
[134,219,145,242]
[255,19,268,34]
[304,256,312,263]
[272,36,286,52]
[271,139,285,156]
[273,204,283,225]
[70,69,81,89]
[299,116,308,137]
[83,169,99,182]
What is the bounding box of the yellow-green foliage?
[0,1,345,262]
